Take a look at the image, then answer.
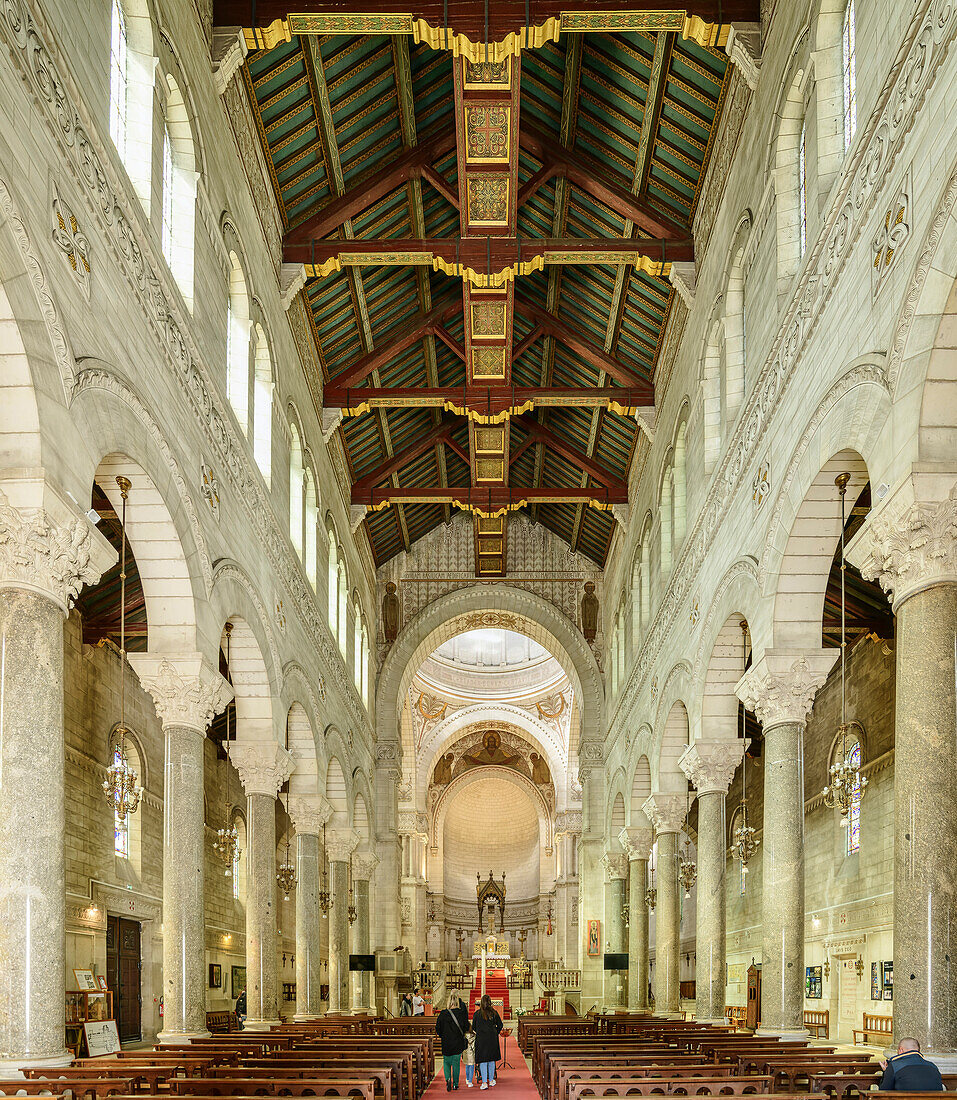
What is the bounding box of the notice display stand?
[83,1019,121,1057]
[65,990,115,1057]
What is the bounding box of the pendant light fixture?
[102,476,144,819]
[730,620,759,872]
[644,850,657,912]
[347,859,358,925]
[213,623,240,873]
[678,833,697,899]
[275,723,297,901]
[318,822,333,917]
[822,472,868,823]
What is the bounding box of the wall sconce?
[823,958,830,980]
[222,933,232,945]
[855,957,865,980]
[87,904,100,920]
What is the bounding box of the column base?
[755,1026,809,1039]
[158,1028,211,1043]
[696,1016,729,1025]
[293,1012,322,1021]
[243,1017,282,1031]
[0,1050,74,1077]
[926,1053,957,1073]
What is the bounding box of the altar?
[471,931,511,967]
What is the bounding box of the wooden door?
[746,963,761,1031]
[106,915,142,1042]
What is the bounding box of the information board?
[83,1019,121,1057]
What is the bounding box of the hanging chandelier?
[318,824,333,917]
[213,623,240,874]
[277,804,297,901]
[644,859,656,911]
[347,862,357,925]
[622,903,630,929]
[102,476,144,820]
[678,833,697,899]
[730,620,759,874]
[821,473,868,824]
[545,901,554,936]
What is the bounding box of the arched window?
[361,620,370,707]
[337,560,348,656]
[639,519,651,633]
[108,0,152,211]
[231,813,247,903]
[673,421,687,547]
[111,731,143,872]
[327,524,338,630]
[289,422,304,556]
[660,466,674,575]
[353,594,363,692]
[253,326,273,482]
[846,739,862,854]
[609,615,619,696]
[798,117,808,257]
[631,548,643,645]
[304,467,317,586]
[160,76,197,306]
[842,0,857,152]
[701,315,723,473]
[226,252,250,433]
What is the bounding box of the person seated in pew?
[879,1038,944,1091]
[234,987,246,1031]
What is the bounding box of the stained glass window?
[842,0,858,152]
[113,744,129,857]
[109,0,128,159]
[232,848,240,899]
[847,741,862,854]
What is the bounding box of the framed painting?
[209,963,222,988]
[586,919,601,957]
[805,965,822,998]
[230,964,246,998]
[871,961,882,1000]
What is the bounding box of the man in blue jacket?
[879,1038,944,1090]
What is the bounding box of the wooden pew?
[0,1088,67,1098]
[237,1061,404,1100]
[803,1011,829,1039]
[851,1015,892,1047]
[557,1071,757,1100]
[566,1084,788,1100]
[169,1081,376,1100]
[293,1040,427,1097]
[13,1077,134,1100]
[208,1067,393,1100]
[206,1013,238,1034]
[551,1059,733,1100]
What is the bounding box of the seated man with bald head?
[879,1038,944,1091]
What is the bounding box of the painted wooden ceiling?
[233,6,733,569]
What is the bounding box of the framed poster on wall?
[883,960,893,999]
[230,965,246,998]
[209,964,222,988]
[805,966,822,998]
[871,962,882,1000]
[586,920,601,956]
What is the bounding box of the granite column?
[619,827,651,1011]
[232,743,294,1030]
[736,651,834,1035]
[287,796,332,1020]
[326,828,359,1013]
[851,481,957,1063]
[131,655,232,1043]
[601,851,628,1008]
[351,853,379,1012]
[680,740,745,1024]
[0,490,111,1072]
[642,794,688,1017]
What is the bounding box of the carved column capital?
[601,851,628,881]
[735,650,837,729]
[727,22,762,90]
[231,742,295,797]
[678,739,745,795]
[324,827,360,863]
[212,27,248,95]
[618,826,653,861]
[128,653,232,733]
[353,852,380,881]
[0,485,114,612]
[287,794,333,836]
[554,810,583,838]
[397,811,429,836]
[848,477,957,610]
[642,792,689,835]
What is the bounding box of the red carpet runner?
[468,969,510,1018]
[426,1029,537,1100]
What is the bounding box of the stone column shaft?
[294,833,322,1019]
[326,828,359,1013]
[352,879,372,1012]
[0,589,71,1069]
[654,832,680,1015]
[374,748,401,952]
[602,852,627,1008]
[0,488,111,1071]
[628,859,650,1010]
[245,791,280,1028]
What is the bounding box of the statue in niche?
[433,752,454,787]
[529,752,550,786]
[382,582,400,642]
[581,581,599,641]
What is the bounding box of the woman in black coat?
[435,995,469,1091]
[471,994,503,1089]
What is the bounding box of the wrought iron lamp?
[276,813,297,901]
[318,823,333,917]
[730,621,759,874]
[644,859,657,912]
[622,903,630,929]
[347,862,358,925]
[678,833,697,899]
[102,476,145,820]
[821,473,868,825]
[544,901,554,936]
[212,623,240,874]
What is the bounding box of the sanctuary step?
[470,967,510,1018]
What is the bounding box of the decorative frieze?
[735,651,837,729]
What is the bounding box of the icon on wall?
[209,964,222,989]
[586,919,601,957]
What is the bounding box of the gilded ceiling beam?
[323,383,654,416]
[353,485,629,508]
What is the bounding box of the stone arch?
[655,697,691,794]
[324,756,350,827]
[700,301,725,473]
[416,703,567,810]
[630,753,652,826]
[723,212,752,417]
[430,765,554,854]
[377,584,602,755]
[221,615,275,743]
[759,360,890,591]
[211,561,281,687]
[701,613,751,741]
[286,702,317,795]
[92,452,202,654]
[353,790,371,844]
[609,790,627,835]
[692,557,764,677]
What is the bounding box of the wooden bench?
[554,1063,737,1100]
[0,1087,68,1099]
[725,1009,747,1033]
[803,1011,829,1039]
[169,1080,376,1100]
[852,1014,892,1046]
[238,1060,404,1100]
[206,1013,238,1034]
[12,1079,133,1100]
[210,1068,392,1100]
[558,1072,757,1100]
[566,1083,780,1100]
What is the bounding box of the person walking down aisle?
[435,995,469,1091]
[879,1039,944,1091]
[464,1026,476,1088]
[471,993,503,1090]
